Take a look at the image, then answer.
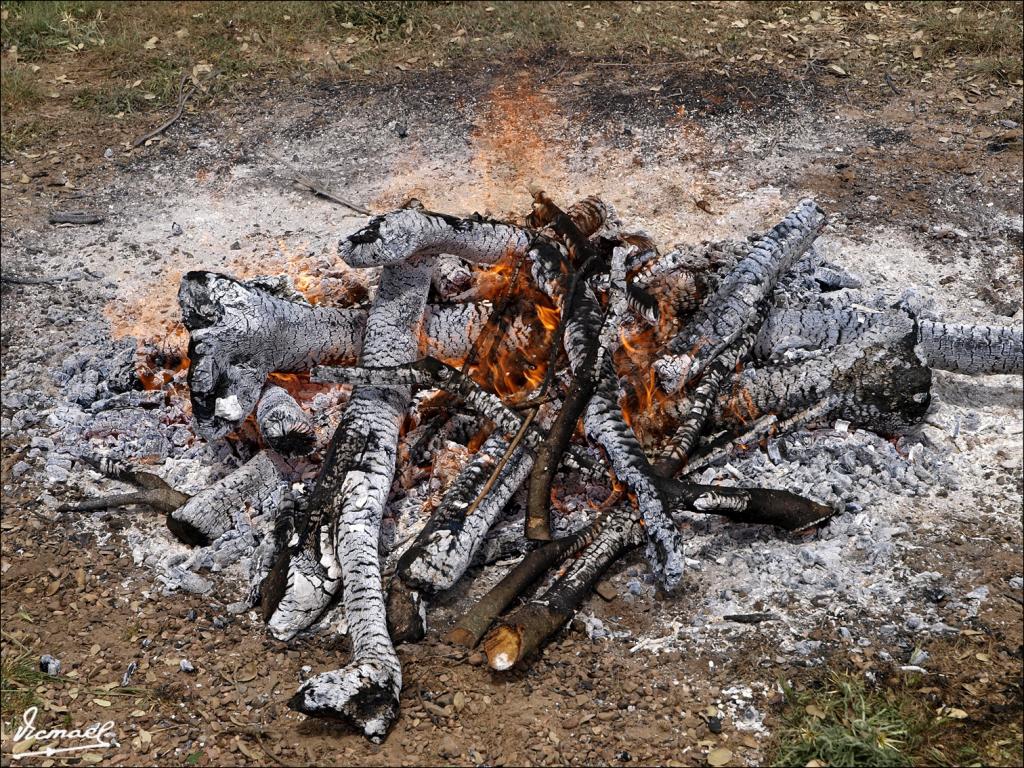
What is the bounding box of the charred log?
[397,432,533,594]
[720,312,932,434]
[657,200,826,392]
[168,450,289,546]
[340,209,533,268]
[180,271,364,438]
[256,384,316,455]
[755,306,1023,376]
[288,260,432,742]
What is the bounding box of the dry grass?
[0,2,1020,157]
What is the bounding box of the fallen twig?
[132,73,196,148]
[723,612,777,624]
[1,271,90,286]
[48,211,104,225]
[291,173,370,215]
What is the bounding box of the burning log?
[525,192,616,540]
[179,270,541,440]
[312,358,602,476]
[255,384,316,455]
[180,271,364,438]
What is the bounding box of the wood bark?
[447,525,597,649]
[482,511,643,670]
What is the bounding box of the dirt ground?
[2,3,1022,767]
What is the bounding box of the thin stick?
[461,407,538,522]
[291,173,371,215]
[133,73,196,148]
[1,271,90,285]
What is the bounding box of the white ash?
[697,422,959,513]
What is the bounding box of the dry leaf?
[913,45,923,59]
[92,698,112,707]
[805,703,827,719]
[143,36,158,50]
[175,28,189,39]
[695,199,716,214]
[237,740,259,761]
[707,747,733,766]
[946,707,969,719]
[827,64,848,77]
[810,10,822,21]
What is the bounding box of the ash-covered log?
[720,311,932,434]
[180,271,364,438]
[168,450,289,546]
[656,199,826,393]
[255,383,316,455]
[287,257,433,742]
[755,306,1023,375]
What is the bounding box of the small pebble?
[179,659,195,673]
[39,655,62,676]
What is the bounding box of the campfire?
[62,192,1023,743]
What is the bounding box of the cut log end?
[483,625,524,671]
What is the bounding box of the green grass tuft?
[0,648,48,719]
[772,672,923,767]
